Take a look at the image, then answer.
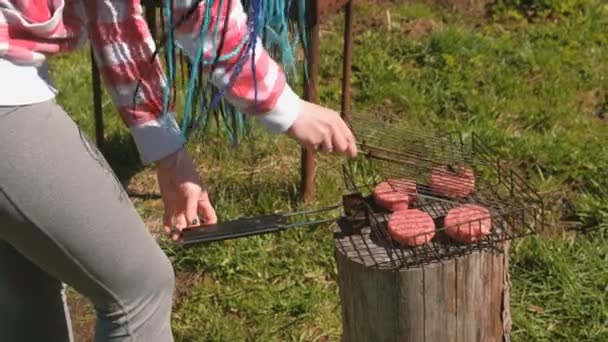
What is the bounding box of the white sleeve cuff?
[255,85,301,134]
[130,113,186,164]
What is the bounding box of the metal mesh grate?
[335,118,545,270]
[176,117,545,267]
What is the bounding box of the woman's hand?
[286,100,358,158]
[155,148,217,240]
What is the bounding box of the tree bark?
[335,221,511,342]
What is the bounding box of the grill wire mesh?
[335,117,545,270]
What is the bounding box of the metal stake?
[91,49,104,150]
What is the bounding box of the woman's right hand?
[286,100,358,158]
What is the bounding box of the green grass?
[49,0,607,341]
[510,231,607,341]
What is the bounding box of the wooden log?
[334,219,511,342]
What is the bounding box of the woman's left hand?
[155,147,217,240]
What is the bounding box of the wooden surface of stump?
[335,220,511,342]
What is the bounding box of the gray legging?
[0,101,175,341]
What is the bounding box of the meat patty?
[387,209,436,246]
[444,204,492,243]
[373,179,417,211]
[429,165,476,198]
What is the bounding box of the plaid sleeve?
[86,0,185,164]
[174,0,301,134]
[86,0,300,165]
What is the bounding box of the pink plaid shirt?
[0,0,300,163]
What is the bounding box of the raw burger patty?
[387,209,436,246]
[373,179,417,211]
[429,165,476,198]
[444,204,492,243]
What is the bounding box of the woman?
[0,0,357,340]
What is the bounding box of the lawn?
[49,0,607,341]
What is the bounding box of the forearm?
[87,0,185,164]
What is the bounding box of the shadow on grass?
[97,132,145,188]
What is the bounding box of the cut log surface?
[334,219,511,342]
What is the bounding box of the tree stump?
[334,219,512,342]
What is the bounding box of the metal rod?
[340,0,354,123]
[283,203,342,217]
[282,217,338,229]
[357,146,429,169]
[300,0,320,202]
[91,48,104,150]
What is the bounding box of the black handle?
[176,200,351,246]
[178,214,287,245]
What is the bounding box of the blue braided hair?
[136,0,308,145]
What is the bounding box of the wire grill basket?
[335,119,544,269]
[178,118,545,270]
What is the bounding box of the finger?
[320,134,333,153]
[305,143,318,153]
[346,136,358,159]
[162,194,178,234]
[338,120,358,158]
[174,212,188,230]
[331,126,349,155]
[172,212,187,241]
[198,192,218,225]
[163,211,172,234]
[185,189,201,227]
